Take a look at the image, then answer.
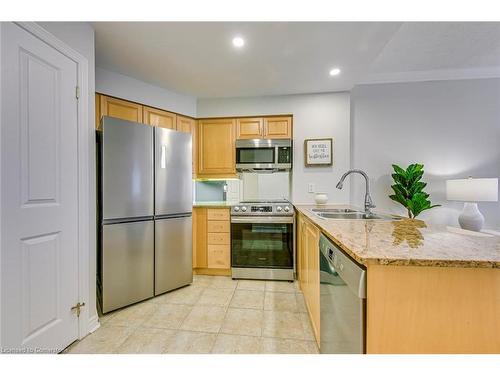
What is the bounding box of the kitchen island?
[294,204,500,354]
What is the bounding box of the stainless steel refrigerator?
[98,116,192,313]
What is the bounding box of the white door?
[1,23,80,353]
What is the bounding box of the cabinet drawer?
[207,220,230,233]
[207,209,230,221]
[208,232,230,245]
[207,245,230,269]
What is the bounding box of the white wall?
[197,92,351,204]
[36,22,99,330]
[96,67,197,117]
[351,79,500,229]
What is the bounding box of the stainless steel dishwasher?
[319,233,367,354]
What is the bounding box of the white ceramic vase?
[314,193,328,205]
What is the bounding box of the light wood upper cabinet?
[264,116,292,139]
[197,119,236,177]
[236,117,264,139]
[100,95,143,123]
[95,93,101,129]
[176,115,195,133]
[176,115,197,178]
[236,116,292,139]
[143,106,176,129]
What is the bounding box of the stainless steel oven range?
[230,200,294,281]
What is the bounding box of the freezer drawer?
[155,127,192,216]
[102,221,154,313]
[155,216,193,295]
[102,117,154,220]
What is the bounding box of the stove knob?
[234,206,240,212]
[241,206,247,212]
[284,206,290,212]
[276,206,283,212]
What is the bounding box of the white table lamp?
[446,177,498,231]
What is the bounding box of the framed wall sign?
[304,138,333,166]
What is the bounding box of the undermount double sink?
[310,208,399,221]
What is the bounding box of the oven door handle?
[231,216,294,224]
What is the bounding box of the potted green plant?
[389,163,440,219]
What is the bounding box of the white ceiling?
[93,22,500,98]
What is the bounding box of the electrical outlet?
[308,183,315,193]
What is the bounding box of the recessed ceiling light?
[329,68,341,76]
[232,36,245,48]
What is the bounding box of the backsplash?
[193,179,241,203]
[193,172,290,203]
[241,171,291,201]
[193,180,226,202]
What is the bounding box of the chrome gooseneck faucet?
[336,169,376,214]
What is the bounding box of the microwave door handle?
[250,168,278,174]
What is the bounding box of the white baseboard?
[88,313,100,334]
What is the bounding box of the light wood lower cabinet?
[193,207,231,275]
[207,245,231,269]
[207,208,230,221]
[207,232,230,245]
[192,207,207,268]
[297,213,320,346]
[367,264,500,353]
[305,219,320,343]
[207,220,230,233]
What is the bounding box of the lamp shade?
[446,178,498,202]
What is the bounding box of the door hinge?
[75,86,80,100]
[71,302,85,318]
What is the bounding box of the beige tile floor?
[65,275,318,354]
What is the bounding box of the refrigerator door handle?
[160,145,167,169]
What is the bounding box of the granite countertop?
[294,204,500,269]
[193,201,233,208]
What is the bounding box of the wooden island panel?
[367,264,500,354]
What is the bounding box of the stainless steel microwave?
[236,139,292,171]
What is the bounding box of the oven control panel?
[231,202,293,216]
